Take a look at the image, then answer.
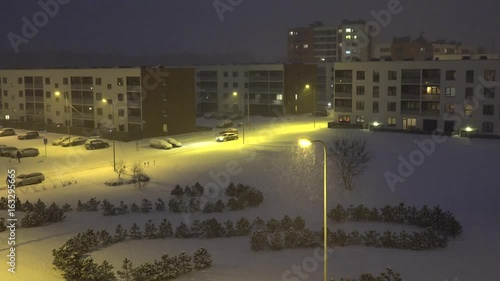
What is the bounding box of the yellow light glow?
[102,99,107,103]
[305,84,310,89]
[465,127,473,132]
[233,91,238,96]
[299,138,312,147]
[55,91,61,96]
[373,122,380,127]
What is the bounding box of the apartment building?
[0,67,196,139]
[333,59,500,135]
[337,20,373,62]
[196,64,317,116]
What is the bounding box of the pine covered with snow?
[235,217,251,236]
[175,222,192,238]
[116,258,134,281]
[157,218,173,238]
[177,252,193,274]
[114,224,128,243]
[144,219,158,239]
[129,223,142,239]
[250,230,269,250]
[193,248,213,270]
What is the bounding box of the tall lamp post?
[54,91,70,138]
[103,99,116,172]
[305,84,316,128]
[299,138,328,281]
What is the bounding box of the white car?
[164,137,182,147]
[149,138,173,149]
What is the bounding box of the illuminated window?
[277,94,283,100]
[356,116,365,123]
[465,104,473,117]
[345,28,352,33]
[445,104,455,113]
[402,118,417,130]
[346,50,351,54]
[482,122,494,133]
[387,117,396,127]
[354,35,357,39]
[295,94,298,100]
[346,35,352,40]
[445,87,456,97]
[426,86,440,94]
[303,44,308,48]
[289,31,294,36]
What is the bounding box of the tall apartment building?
[196,64,317,116]
[0,67,196,139]
[333,59,500,135]
[337,20,373,62]
[391,34,434,61]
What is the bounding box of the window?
[373,86,379,98]
[3,90,7,96]
[117,78,124,86]
[388,86,397,96]
[445,104,455,113]
[19,104,24,110]
[372,102,379,113]
[118,109,125,117]
[45,91,51,98]
[232,71,238,77]
[388,70,397,80]
[277,94,283,100]
[96,93,102,101]
[387,102,397,112]
[18,77,23,84]
[63,78,68,85]
[426,86,440,94]
[466,70,474,83]
[2,77,7,84]
[45,77,50,85]
[355,101,365,110]
[356,86,365,95]
[96,78,101,85]
[483,105,494,115]
[119,125,125,132]
[46,105,51,112]
[3,103,8,109]
[303,44,308,48]
[387,117,396,127]
[162,92,167,101]
[484,70,496,81]
[402,118,417,130]
[223,82,228,88]
[356,71,365,80]
[445,87,456,97]
[223,93,229,99]
[97,108,103,116]
[107,84,112,90]
[56,111,60,116]
[356,116,365,123]
[339,115,350,123]
[19,90,23,97]
[373,71,380,82]
[465,104,473,117]
[465,87,474,99]
[294,94,298,100]
[244,83,248,88]
[484,88,495,99]
[445,70,456,81]
[482,122,494,133]
[118,93,124,101]
[345,28,352,33]
[223,71,228,77]
[233,82,238,88]
[55,97,60,102]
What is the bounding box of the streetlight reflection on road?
[298,137,328,281]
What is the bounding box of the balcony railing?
[401,78,420,84]
[421,94,441,101]
[128,116,142,123]
[335,77,352,83]
[249,87,270,93]
[127,101,141,108]
[421,110,440,117]
[334,106,352,113]
[199,75,218,81]
[249,76,271,82]
[127,85,141,92]
[401,93,420,100]
[400,109,419,115]
[335,92,352,98]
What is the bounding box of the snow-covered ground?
[0,114,499,280]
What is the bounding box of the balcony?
[126,85,141,92]
[401,78,420,84]
[127,101,141,108]
[249,87,270,93]
[269,76,283,81]
[270,100,284,105]
[421,94,441,101]
[199,75,218,81]
[334,106,352,113]
[128,116,142,123]
[335,77,352,83]
[401,93,420,100]
[421,109,440,117]
[335,91,352,98]
[400,109,419,115]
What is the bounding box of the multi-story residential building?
[196,64,317,116]
[333,59,500,136]
[391,34,434,61]
[372,43,392,60]
[338,19,373,62]
[0,67,196,139]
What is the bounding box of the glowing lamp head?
[373,122,380,127]
[233,91,238,96]
[298,138,312,148]
[465,127,473,132]
[55,91,61,96]
[102,99,108,103]
[305,84,310,89]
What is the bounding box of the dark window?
[356,71,365,80]
[372,102,379,113]
[96,78,102,85]
[465,87,474,99]
[223,71,228,77]
[466,70,474,83]
[388,102,397,112]
[117,78,124,86]
[45,91,51,98]
[482,122,493,133]
[355,101,365,110]
[107,84,112,90]
[18,77,23,84]
[388,86,397,96]
[118,109,125,117]
[483,105,494,115]
[19,90,23,97]
[19,104,24,110]
[373,71,380,82]
[119,125,125,132]
[45,77,50,85]
[484,88,495,99]
[388,71,397,80]
[445,70,456,81]
[118,93,124,101]
[55,83,59,88]
[356,86,365,95]
[97,108,103,115]
[63,78,68,85]
[96,93,102,101]
[232,71,238,77]
[373,86,379,97]
[223,82,228,88]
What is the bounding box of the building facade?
[333,60,500,136]
[0,67,196,139]
[195,64,317,116]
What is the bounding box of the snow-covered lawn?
[1,114,499,280]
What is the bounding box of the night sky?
[1,0,500,61]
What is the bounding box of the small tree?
[329,134,371,190]
[115,159,127,179]
[117,258,134,281]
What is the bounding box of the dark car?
[18,131,40,140]
[10,148,39,158]
[0,128,15,136]
[216,133,239,142]
[0,146,18,157]
[85,139,110,150]
[61,137,87,147]
[16,173,45,186]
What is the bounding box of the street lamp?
[102,98,116,172]
[233,91,246,144]
[55,91,70,138]
[305,84,316,128]
[298,137,328,281]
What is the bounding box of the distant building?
[338,19,373,63]
[0,67,196,139]
[391,34,434,61]
[372,43,392,60]
[195,63,317,116]
[333,59,500,136]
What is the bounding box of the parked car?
[216,119,233,128]
[52,136,71,146]
[219,128,238,135]
[85,139,110,150]
[0,128,15,136]
[61,137,87,147]
[17,131,40,140]
[216,133,239,142]
[149,138,173,149]
[313,110,329,117]
[164,137,182,147]
[0,146,18,157]
[10,148,39,158]
[16,173,45,186]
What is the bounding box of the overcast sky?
[2,0,499,60]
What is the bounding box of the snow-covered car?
[216,133,239,142]
[52,136,71,146]
[10,148,40,158]
[149,138,173,149]
[16,173,45,186]
[0,146,17,157]
[85,139,110,150]
[219,128,238,135]
[61,137,87,147]
[164,137,182,147]
[216,119,233,128]
[0,128,15,137]
[17,131,40,140]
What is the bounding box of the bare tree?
[130,161,144,181]
[329,134,371,190]
[115,159,126,179]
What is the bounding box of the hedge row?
[0,197,69,228]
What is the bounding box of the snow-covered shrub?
[193,248,212,270]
